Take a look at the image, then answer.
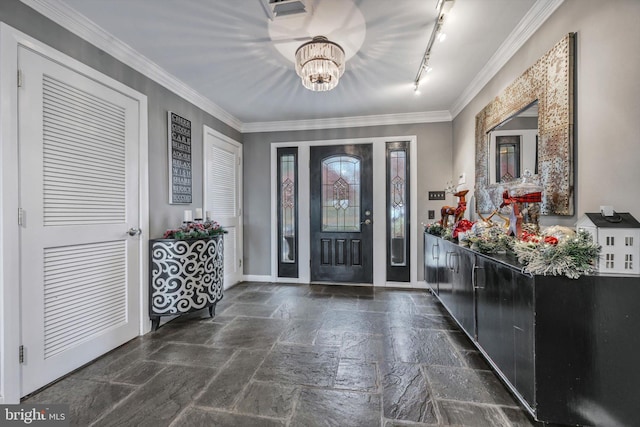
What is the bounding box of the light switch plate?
[429,191,446,200]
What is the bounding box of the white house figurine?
[577,212,640,274]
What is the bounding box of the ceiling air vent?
[262,0,310,20]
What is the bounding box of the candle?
[183,210,193,222]
[206,211,212,221]
[195,208,203,220]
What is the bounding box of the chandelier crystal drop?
[295,36,345,92]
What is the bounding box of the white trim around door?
[202,125,243,289]
[0,23,149,404]
[269,136,418,288]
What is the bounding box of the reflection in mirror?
[488,101,538,184]
[475,33,575,216]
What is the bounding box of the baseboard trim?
[242,275,273,283]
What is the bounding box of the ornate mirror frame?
[475,33,575,216]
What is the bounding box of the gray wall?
[243,122,453,279]
[452,0,640,226]
[0,0,242,238]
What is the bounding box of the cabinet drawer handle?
[448,252,459,271]
[432,243,439,260]
[473,265,485,289]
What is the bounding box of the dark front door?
[310,144,373,283]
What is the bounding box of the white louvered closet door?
[204,127,243,288]
[18,47,140,396]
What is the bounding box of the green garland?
[512,230,601,279]
[424,222,444,237]
[467,226,511,254]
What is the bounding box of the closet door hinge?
[19,345,25,364]
[18,208,25,226]
[17,69,23,88]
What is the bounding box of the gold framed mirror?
[475,33,575,216]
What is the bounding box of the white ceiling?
[49,0,549,129]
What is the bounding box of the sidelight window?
[386,141,410,282]
[496,136,521,182]
[277,148,298,278]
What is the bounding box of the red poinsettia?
[520,231,558,245]
[452,219,474,239]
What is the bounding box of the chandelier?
[295,36,345,91]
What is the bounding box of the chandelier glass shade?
[295,36,345,91]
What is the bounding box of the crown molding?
[20,0,243,131]
[449,0,565,119]
[241,110,452,133]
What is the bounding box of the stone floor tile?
[500,407,539,426]
[218,302,280,318]
[272,299,328,320]
[383,421,438,427]
[206,316,286,349]
[314,330,343,346]
[93,365,215,427]
[175,407,286,427]
[340,332,396,362]
[146,342,235,368]
[445,330,477,352]
[424,365,517,406]
[232,290,274,304]
[72,338,166,381]
[151,321,228,345]
[409,292,440,307]
[460,349,492,371]
[290,388,381,427]
[391,328,464,366]
[197,349,268,409]
[24,377,135,427]
[437,400,510,427]
[321,285,375,297]
[234,381,297,418]
[254,343,339,387]
[111,360,166,385]
[334,359,378,392]
[278,319,324,344]
[380,361,438,424]
[321,309,388,334]
[324,297,360,311]
[23,283,530,426]
[388,312,457,331]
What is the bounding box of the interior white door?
[204,127,243,288]
[18,46,141,395]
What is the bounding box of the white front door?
[203,126,243,288]
[18,46,141,396]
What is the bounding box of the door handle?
[127,227,142,236]
[361,219,372,225]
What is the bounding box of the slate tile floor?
[24,282,542,427]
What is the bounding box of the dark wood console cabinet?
[424,233,640,427]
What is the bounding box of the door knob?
[127,227,142,236]
[361,219,372,225]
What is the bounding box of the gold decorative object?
[475,33,575,216]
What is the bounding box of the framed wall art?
[168,111,192,204]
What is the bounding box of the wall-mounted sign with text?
[168,111,192,204]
